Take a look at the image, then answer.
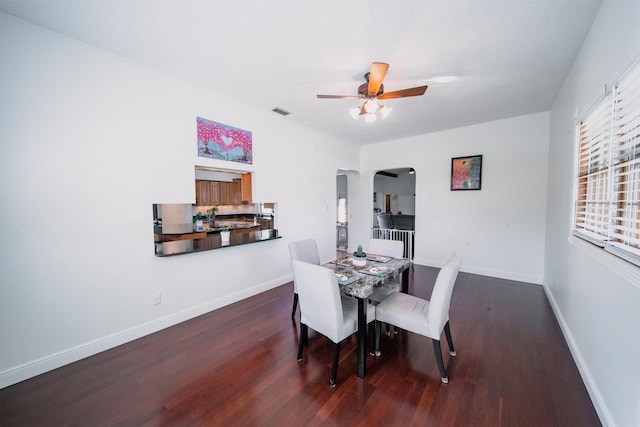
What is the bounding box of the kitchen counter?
[155,229,280,256]
[203,220,257,231]
[154,220,258,237]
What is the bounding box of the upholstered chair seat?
[375,256,462,383]
[293,260,376,386]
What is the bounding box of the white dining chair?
[292,259,376,387]
[374,256,462,383]
[366,238,405,303]
[288,239,320,318]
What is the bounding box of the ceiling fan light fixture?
[319,62,428,124]
[380,105,392,119]
[364,99,379,114]
[350,99,391,122]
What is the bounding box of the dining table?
[322,250,410,378]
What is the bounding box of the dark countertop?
[155,221,259,235]
[155,229,280,256]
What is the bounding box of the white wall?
[544,1,640,426]
[358,112,550,284]
[0,13,360,387]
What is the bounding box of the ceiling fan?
[316,62,428,121]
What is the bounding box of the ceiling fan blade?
[368,62,389,96]
[317,94,362,99]
[378,85,428,100]
[359,104,367,115]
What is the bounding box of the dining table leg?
[357,297,366,378]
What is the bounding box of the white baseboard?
[541,281,613,427]
[0,275,290,389]
[413,257,543,285]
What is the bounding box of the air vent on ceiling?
[272,107,290,116]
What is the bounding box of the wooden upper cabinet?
[218,182,231,204]
[230,179,241,205]
[241,173,252,203]
[209,181,220,204]
[195,174,252,205]
[196,180,211,205]
[196,180,221,205]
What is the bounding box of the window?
[574,59,640,267]
[337,198,347,224]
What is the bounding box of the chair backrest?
[291,260,344,343]
[393,214,415,230]
[289,239,320,291]
[368,238,404,259]
[427,256,462,333]
[377,213,394,229]
[289,239,320,265]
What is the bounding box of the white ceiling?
[0,0,602,145]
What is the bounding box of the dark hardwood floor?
[1,264,600,426]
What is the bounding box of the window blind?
[575,95,612,245]
[573,58,640,267]
[609,63,640,263]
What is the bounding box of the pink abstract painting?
[197,117,253,164]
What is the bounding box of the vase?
[220,231,230,243]
[351,254,367,267]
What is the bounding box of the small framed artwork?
[451,155,482,191]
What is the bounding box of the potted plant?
[352,244,367,267]
[193,212,205,231]
[220,225,231,243]
[206,207,217,227]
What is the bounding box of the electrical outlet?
[152,293,162,305]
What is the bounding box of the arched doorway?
[336,168,360,251]
[336,173,348,250]
[372,167,416,259]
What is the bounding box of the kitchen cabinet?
[208,181,220,204]
[196,180,210,204]
[218,182,230,204]
[196,180,220,205]
[230,179,241,205]
[241,173,252,203]
[195,175,252,205]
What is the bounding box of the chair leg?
[374,320,381,356]
[369,322,376,356]
[432,339,448,383]
[297,324,307,361]
[444,321,456,356]
[330,342,341,387]
[384,323,398,336]
[291,293,298,318]
[302,322,308,346]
